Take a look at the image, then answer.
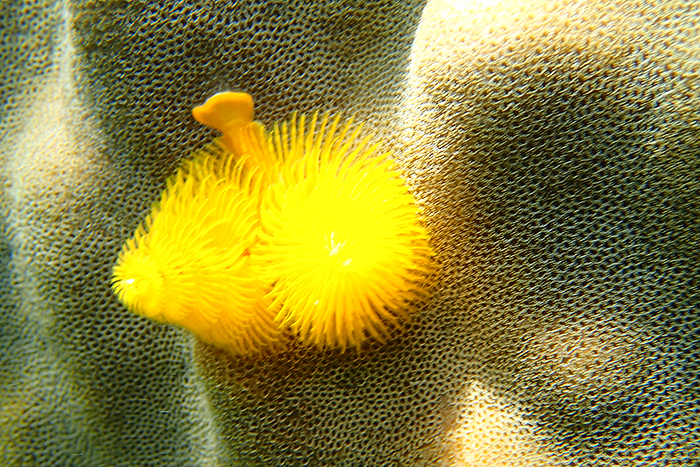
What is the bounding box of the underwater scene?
[0,0,698,466]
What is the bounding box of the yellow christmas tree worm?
[113,92,435,354]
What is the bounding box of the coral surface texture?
[0,1,698,466]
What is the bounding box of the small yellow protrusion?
[192,92,255,155]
